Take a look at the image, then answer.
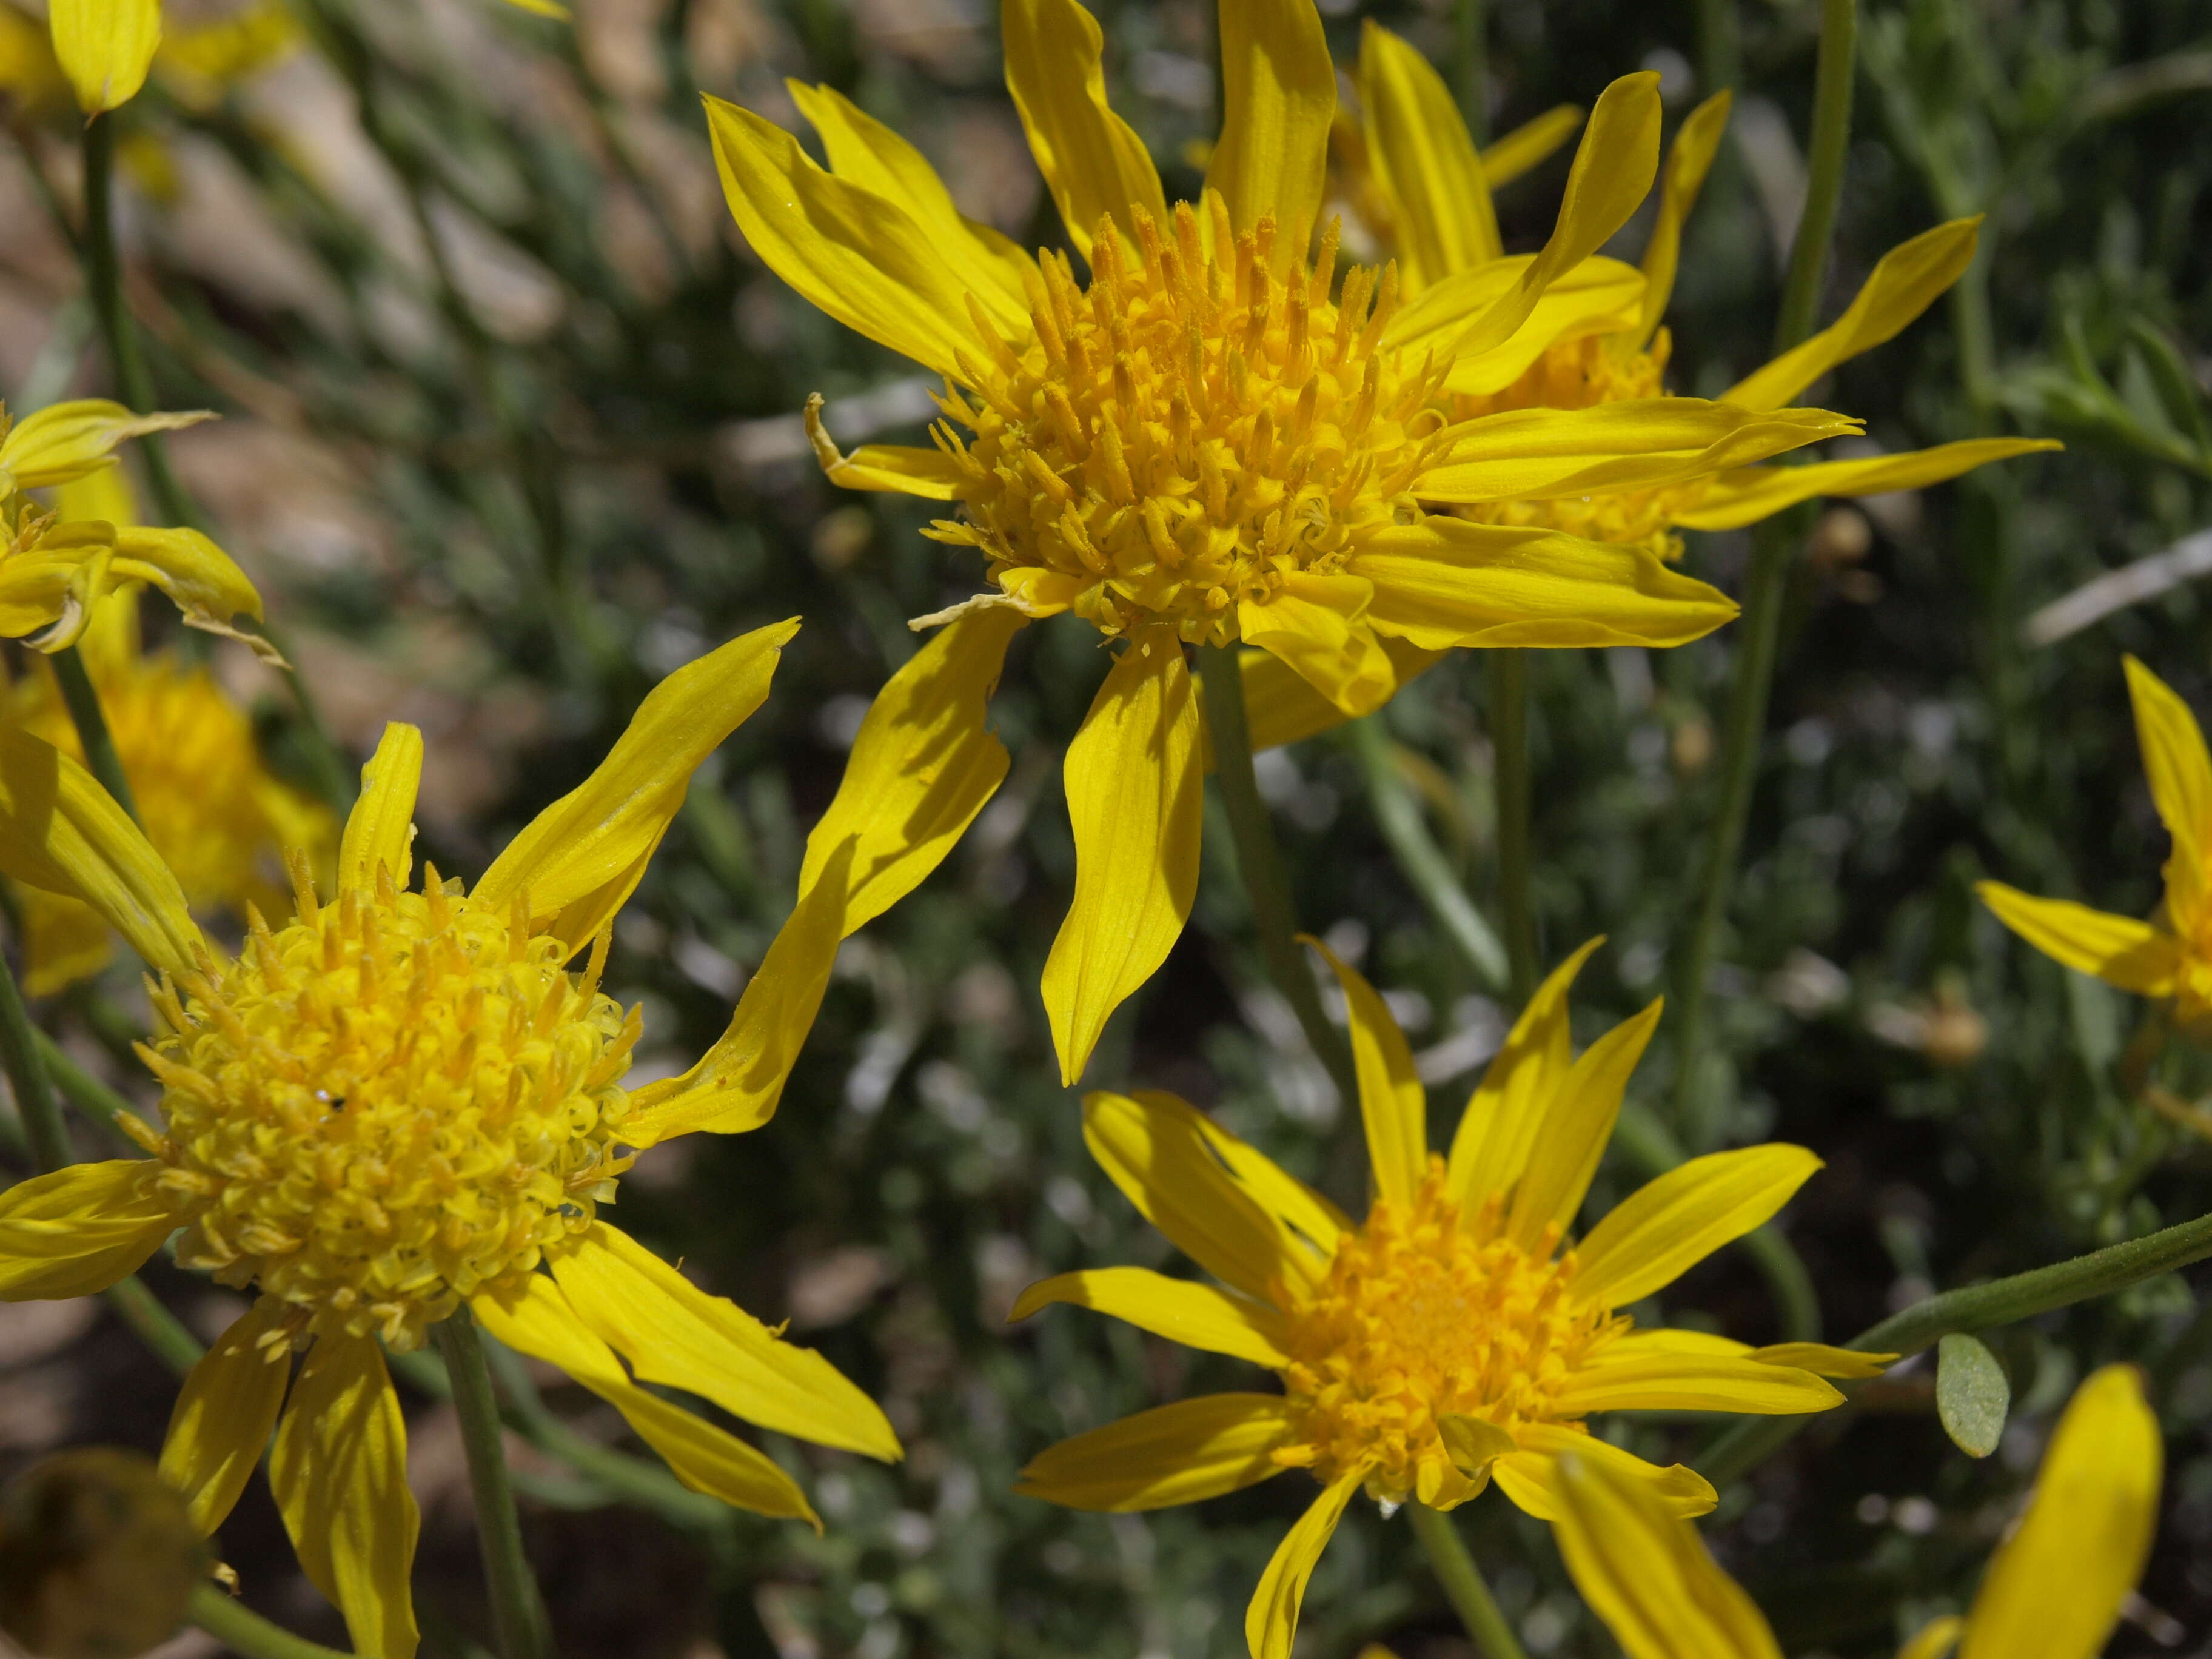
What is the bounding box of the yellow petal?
[549,1222,899,1461]
[1351,520,1738,651]
[106,526,278,663]
[1082,1088,1339,1302]
[1205,0,1335,269]
[1957,1365,2159,1659]
[1672,439,2063,531]
[269,1336,419,1659]
[1725,220,1980,411]
[1547,1450,1781,1659]
[0,728,203,980]
[1042,638,1202,1084]
[796,606,1024,937]
[1634,92,1732,345]
[1436,1412,1516,1478]
[337,724,423,894]
[1238,572,1396,719]
[703,96,1010,381]
[155,0,296,91]
[1303,936,1426,1206]
[1204,637,1443,759]
[472,1273,819,1526]
[1507,998,1661,1247]
[475,618,796,951]
[47,0,158,112]
[1555,1352,1843,1415]
[1438,260,1649,398]
[1575,1144,1823,1309]
[159,1299,290,1535]
[1974,881,2181,997]
[1245,1469,1361,1659]
[1490,1426,1716,1523]
[0,402,212,489]
[1899,1618,1965,1659]
[2124,654,2212,910]
[0,1158,173,1299]
[21,885,116,997]
[1748,1342,1895,1379]
[1010,1267,1291,1367]
[1016,1393,1299,1512]
[1001,0,1165,258]
[1447,936,1601,1206]
[495,0,569,15]
[1356,22,1498,293]
[805,398,968,500]
[627,839,853,1142]
[1481,104,1584,187]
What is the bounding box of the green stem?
[106,1275,204,1375]
[1197,644,1358,1107]
[1406,1502,1527,1659]
[1696,0,1741,95]
[1671,0,1857,1143]
[1453,0,1489,142]
[434,1309,553,1659]
[1349,717,1509,992]
[1697,1200,2212,1485]
[36,1027,136,1136]
[0,936,69,1171]
[52,647,139,825]
[1489,651,1537,1004]
[188,1583,356,1659]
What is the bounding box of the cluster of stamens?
[926,195,1452,643]
[1273,1159,1623,1503]
[120,856,642,1352]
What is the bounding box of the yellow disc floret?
[1276,1159,1624,1504]
[120,860,642,1352]
[928,195,1452,643]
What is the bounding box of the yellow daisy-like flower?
[708,0,1873,1081]
[0,622,886,1659]
[1550,1362,2160,1659]
[1010,939,1883,1659]
[0,400,275,662]
[1978,656,2212,1026]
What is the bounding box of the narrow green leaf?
[1936,1333,2009,1458]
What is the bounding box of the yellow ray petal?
[1205,0,1335,269]
[475,618,796,952]
[22,886,116,997]
[627,839,853,1142]
[1725,219,1980,411]
[796,606,1024,938]
[1507,998,1661,1247]
[1749,1342,1895,1379]
[1974,881,2181,997]
[156,0,297,92]
[1042,638,1202,1084]
[805,398,968,500]
[550,1222,899,1461]
[109,526,278,663]
[1204,637,1443,759]
[1303,936,1427,1206]
[1016,1393,1299,1512]
[1356,22,1497,293]
[1001,0,1165,258]
[1899,1618,1965,1659]
[1246,1468,1362,1659]
[0,1158,174,1299]
[47,0,158,112]
[1957,1365,2159,1659]
[473,1273,819,1526]
[1439,261,1649,398]
[1554,1352,1843,1415]
[1351,520,1738,652]
[1480,105,1584,187]
[1634,92,1732,345]
[1549,1452,1782,1659]
[2124,655,2212,923]
[1490,1426,1716,1523]
[1672,439,2063,531]
[1575,1144,1822,1309]
[159,1299,290,1535]
[0,402,212,489]
[1447,937,1602,1206]
[1238,572,1395,719]
[1010,1267,1291,1367]
[337,724,423,895]
[703,96,1014,381]
[0,728,203,980]
[1082,1088,1338,1302]
[269,1336,419,1659]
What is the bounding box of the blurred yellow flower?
[0,622,887,1659]
[1979,656,2212,1027]
[1011,939,1883,1659]
[1550,1363,2160,1659]
[708,0,1876,1081]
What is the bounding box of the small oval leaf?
[1936,1333,2009,1458]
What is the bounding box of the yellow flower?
[0,622,886,1659]
[1977,657,2211,1025]
[1550,1362,2160,1659]
[707,0,1873,1081]
[1010,940,1882,1659]
[0,400,276,662]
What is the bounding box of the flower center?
[1276,1161,1623,1502]
[122,860,641,1351]
[928,196,1452,643]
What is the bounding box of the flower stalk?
[1489,651,1538,1004]
[1407,1501,1528,1659]
[1348,716,1510,992]
[52,646,139,826]
[188,1583,357,1659]
[435,1308,554,1659]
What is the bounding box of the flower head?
[1549,1364,2160,1659]
[0,622,887,1659]
[1978,656,2212,1029]
[1010,939,1883,1659]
